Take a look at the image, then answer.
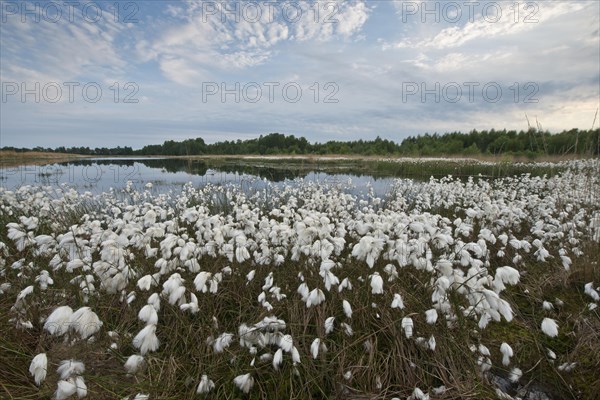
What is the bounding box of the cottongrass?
[29,353,47,386]
[541,318,559,338]
[1,159,599,399]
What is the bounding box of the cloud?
[0,2,129,83]
[0,0,597,148]
[138,0,373,84]
[384,1,588,50]
[158,57,206,85]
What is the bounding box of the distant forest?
[3,129,599,157]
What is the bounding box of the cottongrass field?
[1,159,599,400]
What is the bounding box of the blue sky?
[1,0,599,149]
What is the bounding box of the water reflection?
[1,158,384,193]
[56,158,308,182]
[1,157,558,195]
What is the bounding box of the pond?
[0,157,559,197]
[0,158,401,197]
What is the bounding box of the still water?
[0,158,401,197]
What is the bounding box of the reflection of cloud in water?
[1,158,559,196]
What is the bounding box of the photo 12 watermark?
[1,82,140,104]
[1,1,139,24]
[398,1,539,24]
[197,1,340,24]
[0,163,142,186]
[201,81,340,104]
[401,82,539,104]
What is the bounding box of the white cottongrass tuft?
[129,394,149,400]
[432,385,447,395]
[342,300,352,319]
[338,277,352,292]
[74,376,87,398]
[213,332,234,353]
[408,387,430,400]
[35,270,54,290]
[196,374,215,394]
[124,355,145,375]
[137,275,154,291]
[560,255,572,271]
[391,293,404,309]
[325,317,335,334]
[0,282,11,295]
[493,266,520,292]
[584,282,599,301]
[180,293,199,314]
[370,273,384,294]
[306,288,325,307]
[54,376,87,399]
[279,334,293,352]
[16,285,34,303]
[29,353,47,385]
[558,362,577,372]
[352,236,384,268]
[44,306,73,336]
[311,338,321,359]
[162,273,186,305]
[541,318,559,337]
[500,342,513,366]
[554,297,564,307]
[425,309,438,324]
[233,373,254,394]
[57,359,85,380]
[53,359,87,399]
[291,346,301,364]
[132,324,160,355]
[341,322,354,336]
[147,293,161,311]
[401,317,414,338]
[478,344,490,356]
[194,271,212,293]
[542,301,554,310]
[428,335,436,351]
[138,304,158,325]
[509,367,523,383]
[321,268,339,291]
[69,307,102,339]
[54,379,77,400]
[273,348,283,370]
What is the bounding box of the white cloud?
[140,0,372,84]
[1,0,598,148]
[0,2,128,83]
[159,57,205,85]
[291,0,370,41]
[385,1,587,50]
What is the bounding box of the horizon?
[2,128,597,155]
[1,1,599,148]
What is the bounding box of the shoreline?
[1,151,589,168]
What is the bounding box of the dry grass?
[0,151,90,167]
[2,236,597,399]
[1,165,598,399]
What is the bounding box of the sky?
[1,0,599,149]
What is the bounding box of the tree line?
[3,129,599,157]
